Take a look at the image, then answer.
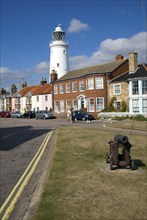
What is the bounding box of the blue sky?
[1,0,147,90]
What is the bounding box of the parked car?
[35,111,56,119]
[23,111,36,118]
[11,111,23,118]
[0,111,11,118]
[74,110,95,121]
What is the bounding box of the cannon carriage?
[106,134,135,170]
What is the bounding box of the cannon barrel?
[114,134,128,144]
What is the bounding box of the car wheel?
[82,117,85,121]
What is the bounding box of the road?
[0,117,146,220]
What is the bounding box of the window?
[63,50,66,55]
[114,101,121,110]
[54,85,58,94]
[142,80,147,94]
[37,107,39,111]
[96,97,104,111]
[66,100,70,111]
[54,101,58,112]
[73,100,78,110]
[132,99,139,112]
[45,95,48,101]
[95,77,103,89]
[87,78,94,90]
[60,84,64,94]
[36,96,39,102]
[142,99,147,113]
[72,82,77,92]
[57,63,60,67]
[66,83,70,93]
[114,84,121,95]
[89,98,94,112]
[45,107,48,111]
[132,81,139,95]
[60,100,64,112]
[79,81,84,91]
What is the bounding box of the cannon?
[106,134,135,170]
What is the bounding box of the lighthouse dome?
[55,24,63,32]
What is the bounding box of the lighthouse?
[49,24,69,82]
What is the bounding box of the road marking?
[1,131,53,220]
[1,133,16,140]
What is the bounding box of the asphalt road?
[0,117,146,220]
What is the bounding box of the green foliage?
[133,114,147,121]
[120,100,128,112]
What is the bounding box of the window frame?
[96,97,104,112]
[95,77,103,89]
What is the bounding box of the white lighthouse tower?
[49,24,69,81]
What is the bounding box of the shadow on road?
[0,126,52,151]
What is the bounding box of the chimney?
[50,70,58,83]
[115,54,124,61]
[128,51,138,73]
[40,77,47,85]
[20,81,27,89]
[11,84,17,94]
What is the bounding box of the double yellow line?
[0,131,53,220]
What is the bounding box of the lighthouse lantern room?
[49,24,69,81]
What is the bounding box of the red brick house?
[51,55,129,117]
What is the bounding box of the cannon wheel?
[130,160,136,170]
[110,160,115,170]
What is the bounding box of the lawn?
[34,126,147,220]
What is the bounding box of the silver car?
[11,111,23,118]
[35,111,56,119]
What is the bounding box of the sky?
[1,0,147,91]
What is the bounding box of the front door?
[81,98,84,108]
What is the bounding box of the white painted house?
[12,81,53,113]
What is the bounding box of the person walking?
[67,109,71,122]
[71,109,76,123]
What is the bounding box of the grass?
[34,126,147,220]
[106,120,147,131]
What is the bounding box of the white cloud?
[69,31,147,70]
[67,18,89,33]
[29,61,49,74]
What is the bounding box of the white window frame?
[113,84,121,95]
[132,99,139,112]
[72,82,77,92]
[45,95,48,101]
[66,83,70,93]
[79,81,84,91]
[36,96,39,102]
[95,77,103,89]
[96,97,104,112]
[60,84,64,94]
[132,81,139,95]
[54,101,58,112]
[66,100,70,111]
[142,99,147,113]
[114,101,121,110]
[54,85,58,94]
[142,80,147,94]
[89,98,94,112]
[73,99,78,110]
[87,78,94,90]
[60,100,64,113]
